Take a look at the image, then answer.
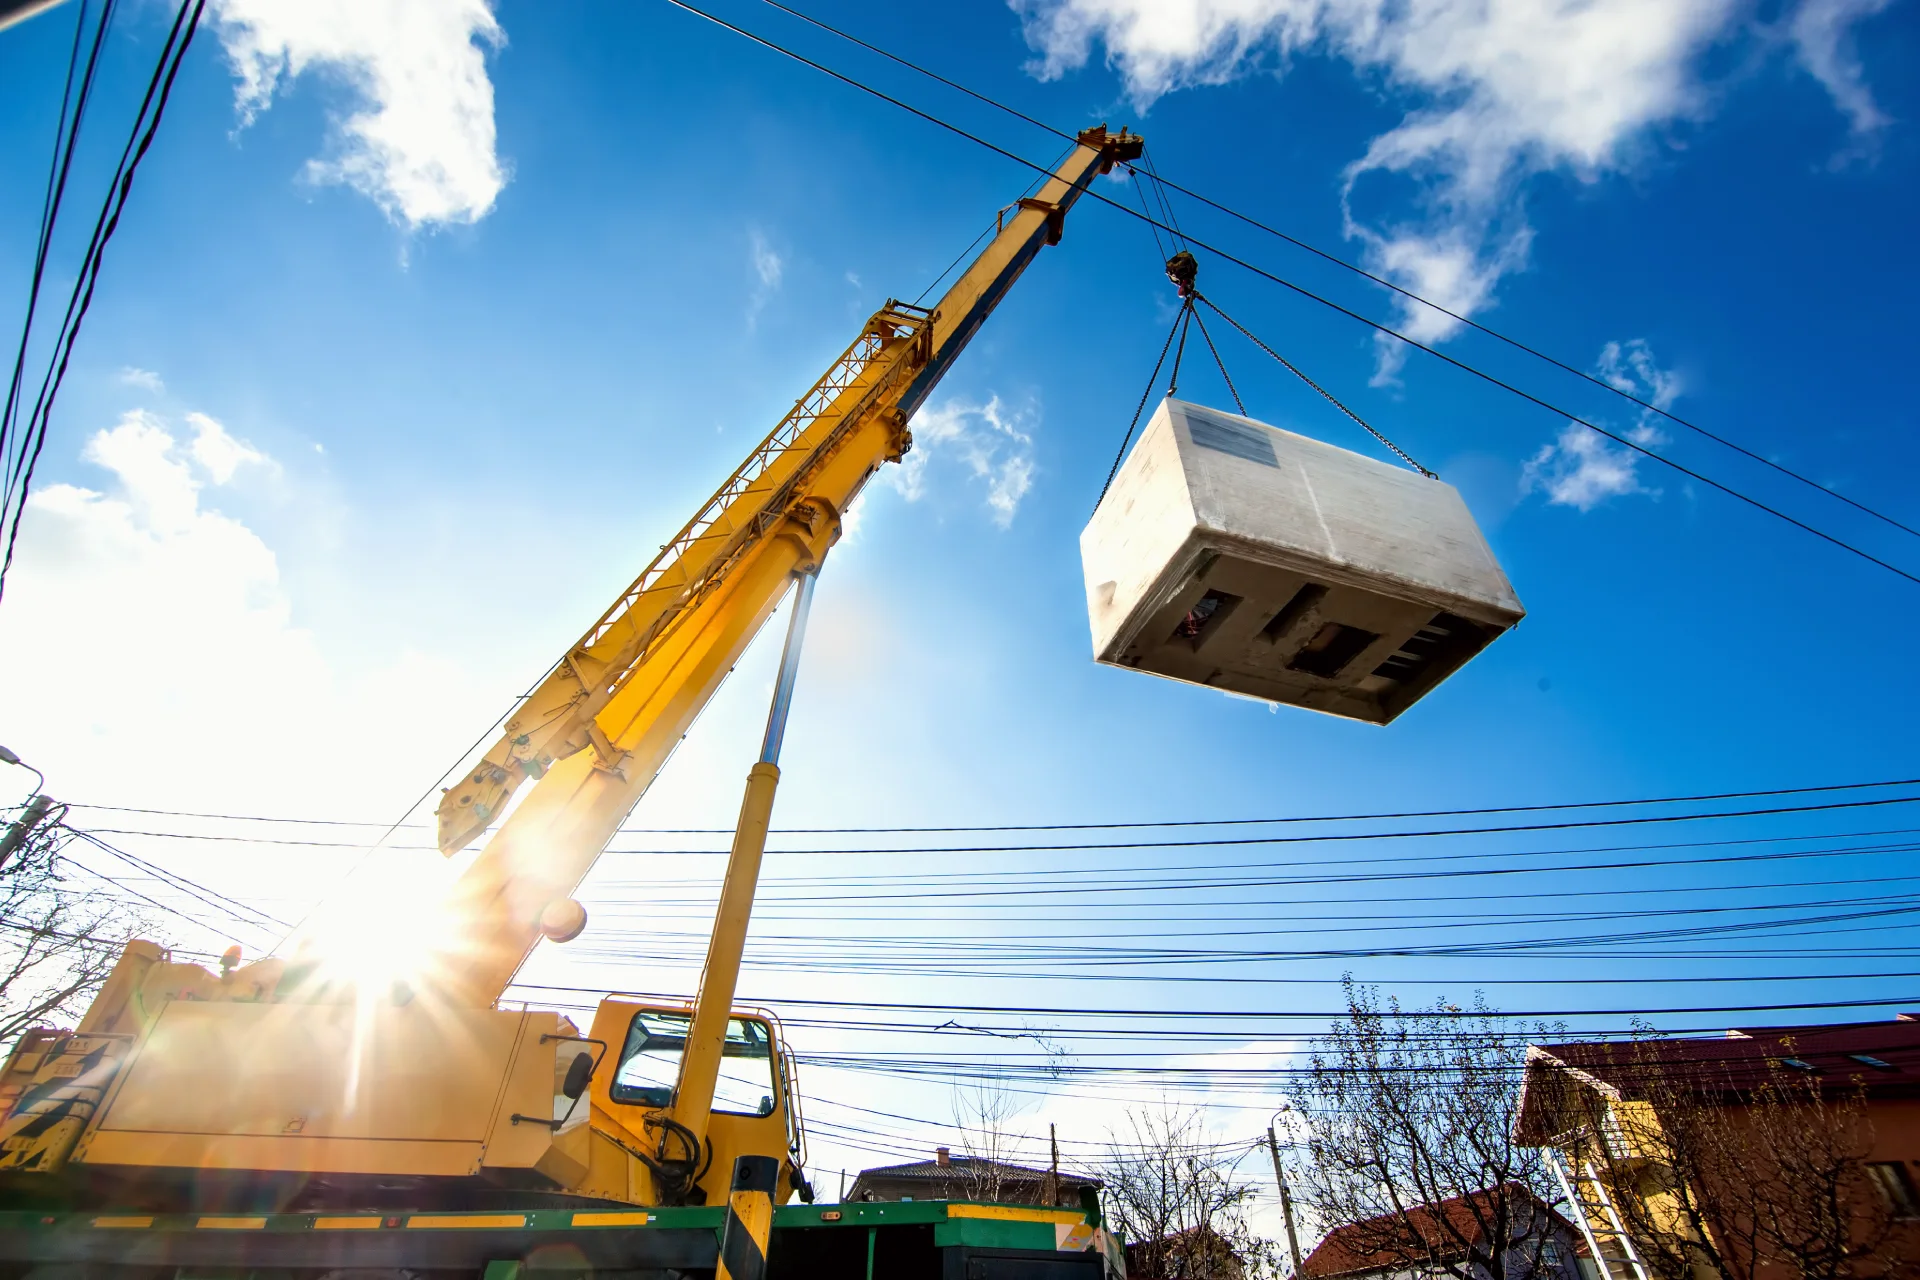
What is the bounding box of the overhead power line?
[0,0,209,604]
[60,774,1920,834]
[745,0,1920,544]
[504,982,1920,1023]
[658,0,1920,589]
[2,0,116,512]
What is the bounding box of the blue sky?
[0,0,1917,1215]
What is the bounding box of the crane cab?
[579,996,805,1208]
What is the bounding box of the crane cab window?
[610,1009,778,1117]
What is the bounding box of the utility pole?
[1268,1125,1304,1277]
[1044,1123,1060,1205]
[0,794,55,873]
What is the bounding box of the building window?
[1779,1057,1822,1074]
[1850,1054,1900,1072]
[1868,1163,1920,1219]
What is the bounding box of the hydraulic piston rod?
[670,571,818,1157]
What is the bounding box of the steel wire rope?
[914,141,1073,306]
[741,0,1920,543]
[1189,301,1247,416]
[261,651,572,959]
[1132,157,1172,262]
[1095,297,1188,506]
[912,220,994,308]
[1194,289,1434,475]
[1140,147,1189,252]
[0,0,207,604]
[657,0,1920,588]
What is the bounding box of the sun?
[293,849,462,993]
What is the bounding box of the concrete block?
[1081,399,1524,724]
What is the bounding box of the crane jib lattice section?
[434,304,932,850]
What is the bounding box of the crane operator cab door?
[584,997,804,1208]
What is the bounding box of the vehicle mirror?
[562,1051,594,1100]
[758,1094,774,1116]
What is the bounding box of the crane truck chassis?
[0,1199,1124,1280]
[0,126,1143,1279]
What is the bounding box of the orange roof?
[1300,1185,1572,1280]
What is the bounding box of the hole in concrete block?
[1171,589,1242,647]
[1372,612,1489,685]
[1260,582,1327,643]
[1287,621,1380,677]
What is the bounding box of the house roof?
[1517,1015,1920,1139]
[850,1155,1102,1189]
[1300,1185,1573,1280]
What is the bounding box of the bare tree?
[1562,1033,1913,1280]
[1098,1103,1278,1280]
[0,804,144,1050]
[953,1078,1028,1202]
[1295,979,1569,1280]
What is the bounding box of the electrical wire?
[502,981,1920,1024]
[63,826,287,931]
[742,0,1920,544]
[62,775,1920,834]
[2,0,115,501]
[0,0,208,605]
[657,0,1920,589]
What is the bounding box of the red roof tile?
[1300,1186,1571,1280]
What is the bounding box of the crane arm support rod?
[671,571,816,1153]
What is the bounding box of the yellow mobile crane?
[0,126,1140,1279]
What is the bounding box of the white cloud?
[213,0,507,229]
[751,230,784,289]
[185,411,274,484]
[893,395,1037,527]
[1520,339,1675,510]
[747,229,784,328]
[1789,0,1894,139]
[1012,0,1892,377]
[117,366,164,392]
[0,410,479,820]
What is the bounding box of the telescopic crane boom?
[425,125,1142,1009]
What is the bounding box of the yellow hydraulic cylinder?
[670,572,817,1156]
